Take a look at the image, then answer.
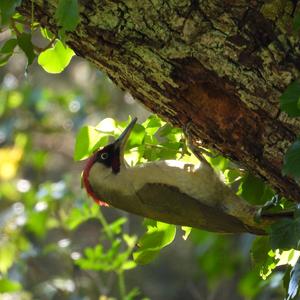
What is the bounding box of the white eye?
[101,152,109,160]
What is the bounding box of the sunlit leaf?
[38,40,74,73]
[121,260,137,270]
[123,234,137,248]
[138,222,176,250]
[277,249,300,267]
[133,221,176,264]
[143,115,164,135]
[96,118,116,133]
[127,123,145,148]
[206,155,230,172]
[133,249,160,265]
[40,27,54,40]
[74,126,103,161]
[182,226,192,240]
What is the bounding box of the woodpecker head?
[82,117,137,206]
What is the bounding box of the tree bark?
[19,0,300,202]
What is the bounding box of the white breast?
[88,160,229,207]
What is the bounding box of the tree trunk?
[19,0,300,202]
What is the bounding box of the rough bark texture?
[19,0,300,202]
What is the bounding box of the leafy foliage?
[1,2,300,299]
[0,3,75,72]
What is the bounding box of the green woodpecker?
[82,118,292,235]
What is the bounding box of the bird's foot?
[183,121,217,163]
[255,194,280,221]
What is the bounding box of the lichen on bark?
[18,0,300,202]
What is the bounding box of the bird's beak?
[114,117,137,162]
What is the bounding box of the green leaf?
[143,115,164,135]
[121,260,137,270]
[55,0,80,32]
[74,126,106,161]
[251,236,277,279]
[127,123,145,148]
[238,174,271,205]
[280,80,300,117]
[38,40,75,74]
[282,138,300,178]
[0,278,22,293]
[0,39,17,54]
[138,222,176,250]
[96,117,116,132]
[133,249,160,265]
[206,155,230,172]
[133,221,176,264]
[224,169,242,185]
[0,242,16,273]
[0,0,21,25]
[287,257,300,300]
[269,216,300,250]
[17,33,36,65]
[159,123,173,137]
[66,204,99,229]
[107,217,127,235]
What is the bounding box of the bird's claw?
[183,121,217,163]
[255,194,280,221]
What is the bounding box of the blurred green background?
[0,40,285,300]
